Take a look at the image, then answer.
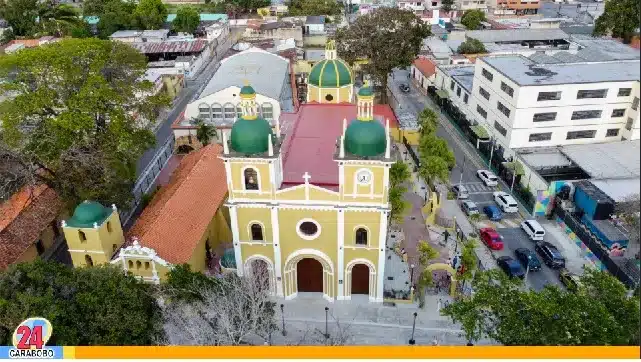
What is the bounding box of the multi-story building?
[467,55,640,155]
[455,0,487,12]
[487,0,539,15]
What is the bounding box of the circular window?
[297,219,321,240]
[325,94,334,101]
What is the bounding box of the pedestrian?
[432,337,439,346]
[437,298,442,311]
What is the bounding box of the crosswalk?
[459,182,494,194]
[475,219,522,229]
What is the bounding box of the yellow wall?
[63,211,125,267]
[342,164,388,203]
[14,244,39,265]
[401,130,420,145]
[229,161,273,200]
[236,206,272,242]
[343,210,382,249]
[308,84,352,104]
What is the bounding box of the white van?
[493,191,519,213]
[521,219,546,241]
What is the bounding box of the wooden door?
[296,258,323,292]
[351,264,370,295]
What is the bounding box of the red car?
[480,228,504,250]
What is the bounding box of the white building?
[467,55,640,156]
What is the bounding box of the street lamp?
[280,304,287,336]
[324,307,330,339]
[409,264,415,286]
[409,312,418,345]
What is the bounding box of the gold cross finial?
[364,80,370,88]
[243,79,249,86]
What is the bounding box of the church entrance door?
[296,258,323,292]
[351,264,369,295]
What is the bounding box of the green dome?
[344,120,387,157]
[67,200,112,228]
[230,116,274,154]
[240,85,256,95]
[309,59,353,87]
[358,86,374,97]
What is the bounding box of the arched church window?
[261,103,273,119]
[85,255,94,267]
[355,228,368,246]
[128,260,134,269]
[78,230,87,243]
[325,94,334,102]
[250,224,264,241]
[198,103,211,120]
[211,103,223,120]
[236,105,243,118]
[223,103,236,120]
[244,168,259,190]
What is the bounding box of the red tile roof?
[129,39,208,54]
[280,103,398,188]
[0,185,62,270]
[126,145,228,265]
[413,57,437,77]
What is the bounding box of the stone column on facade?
[376,210,388,302]
[337,208,345,300]
[229,205,243,276]
[270,205,284,297]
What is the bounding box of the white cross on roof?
[302,172,311,184]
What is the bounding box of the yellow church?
[60,42,400,303]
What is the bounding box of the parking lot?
[456,181,524,227]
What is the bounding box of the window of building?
[144,262,150,270]
[198,104,210,120]
[106,221,112,233]
[35,239,45,255]
[211,104,223,120]
[606,128,620,137]
[261,103,273,119]
[250,224,264,241]
[537,91,562,101]
[611,109,626,118]
[85,255,94,267]
[571,110,602,120]
[482,68,494,82]
[128,260,134,269]
[493,121,507,137]
[566,130,597,140]
[463,93,469,104]
[112,244,117,253]
[79,230,87,243]
[626,117,634,130]
[355,228,368,246]
[529,132,552,142]
[632,97,640,111]
[450,80,455,90]
[224,104,236,120]
[476,105,487,119]
[244,168,259,190]
[298,221,319,237]
[497,101,511,117]
[479,87,490,100]
[325,94,334,102]
[236,106,243,118]
[617,88,632,97]
[136,261,142,269]
[456,86,461,97]
[576,89,608,99]
[500,81,514,97]
[532,112,556,122]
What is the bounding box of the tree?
[460,9,486,30]
[419,155,450,188]
[457,38,487,54]
[390,161,411,189]
[288,0,342,16]
[389,185,410,225]
[133,0,168,30]
[227,0,271,14]
[159,270,277,345]
[335,8,430,102]
[614,193,640,248]
[416,241,439,307]
[458,238,477,281]
[195,121,217,146]
[0,38,170,208]
[38,2,82,37]
[172,6,200,34]
[0,0,39,36]
[0,260,162,346]
[97,0,136,39]
[82,0,121,16]
[593,0,640,43]
[417,108,438,137]
[441,268,640,345]
[441,0,454,12]
[70,21,93,38]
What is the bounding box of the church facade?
[223,42,399,302]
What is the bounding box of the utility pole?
[510,167,517,191]
[488,138,495,168]
[459,155,466,185]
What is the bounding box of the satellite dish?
[233,42,251,51]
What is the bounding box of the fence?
[402,136,420,170]
[555,204,639,288]
[119,136,175,226]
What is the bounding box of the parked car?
[399,83,410,93]
[558,268,582,291]
[452,184,469,199]
[514,248,542,272]
[477,169,498,187]
[497,256,525,279]
[521,219,546,241]
[480,227,504,250]
[483,205,503,221]
[461,200,479,216]
[535,241,566,269]
[493,191,519,213]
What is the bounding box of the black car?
[399,83,410,93]
[497,256,525,279]
[535,242,566,269]
[514,248,542,272]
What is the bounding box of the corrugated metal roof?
[529,52,559,64]
[466,29,570,43]
[129,39,208,54]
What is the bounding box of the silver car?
[461,200,479,216]
[452,184,469,199]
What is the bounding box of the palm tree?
[389,161,411,188]
[196,120,217,146]
[38,2,81,37]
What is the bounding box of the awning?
[470,125,489,139]
[435,89,448,98]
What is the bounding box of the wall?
[307,84,353,103]
[64,211,125,267]
[185,86,282,123]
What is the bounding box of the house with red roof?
[410,56,438,94]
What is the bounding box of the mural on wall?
[534,181,564,217]
[556,217,606,271]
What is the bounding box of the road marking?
[285,318,465,334]
[504,219,519,228]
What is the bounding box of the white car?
[477,170,498,187]
[493,191,519,213]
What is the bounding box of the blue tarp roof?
[84,13,228,25]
